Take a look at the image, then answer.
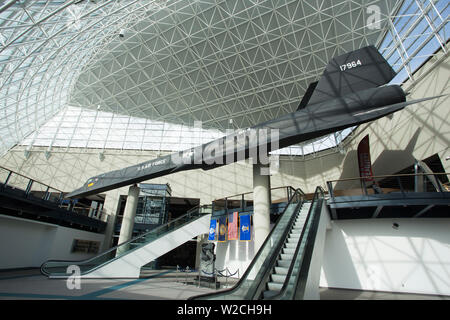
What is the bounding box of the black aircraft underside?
[67,46,439,198]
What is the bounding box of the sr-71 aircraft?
[67,45,437,198]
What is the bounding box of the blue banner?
[218,216,227,242]
[208,219,217,241]
[239,214,251,241]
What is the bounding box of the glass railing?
[41,204,212,277]
[190,188,306,300]
[270,186,326,300]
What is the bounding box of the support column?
[101,190,120,252]
[253,163,271,253]
[118,184,140,246]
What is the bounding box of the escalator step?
[263,290,279,299]
[285,240,298,247]
[280,253,294,260]
[271,274,287,283]
[274,266,300,277]
[275,266,289,275]
[278,260,290,268]
[267,282,283,291]
[283,248,295,254]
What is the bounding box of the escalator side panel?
[41,206,212,278]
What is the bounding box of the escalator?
[41,205,212,278]
[190,187,327,300]
[262,201,311,299]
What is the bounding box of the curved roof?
[68,0,399,129]
[1,0,447,158]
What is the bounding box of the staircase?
[263,202,311,299]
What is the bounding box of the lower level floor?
[0,269,448,300]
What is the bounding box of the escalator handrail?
[270,186,326,300]
[40,204,212,276]
[189,188,306,300]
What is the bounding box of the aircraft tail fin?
[297,81,318,110]
[305,45,397,106]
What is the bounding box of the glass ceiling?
[0,0,169,156]
[1,0,449,159]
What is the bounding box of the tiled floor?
[0,269,216,300]
[0,269,448,300]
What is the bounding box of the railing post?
[225,268,228,287]
[4,170,12,185]
[361,179,368,196]
[58,192,64,205]
[326,181,334,201]
[43,186,50,200]
[397,176,406,195]
[25,179,33,196]
[435,174,445,193]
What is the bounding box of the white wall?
[214,227,257,278]
[320,218,450,296]
[0,214,105,269]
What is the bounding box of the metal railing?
[212,186,297,216]
[0,165,107,221]
[197,267,240,289]
[326,172,450,202]
[174,265,240,289]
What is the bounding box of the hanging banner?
[228,212,238,240]
[357,134,375,183]
[239,214,251,241]
[218,216,227,242]
[208,219,217,241]
[357,134,383,194]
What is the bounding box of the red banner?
[357,135,375,183]
[228,212,238,240]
